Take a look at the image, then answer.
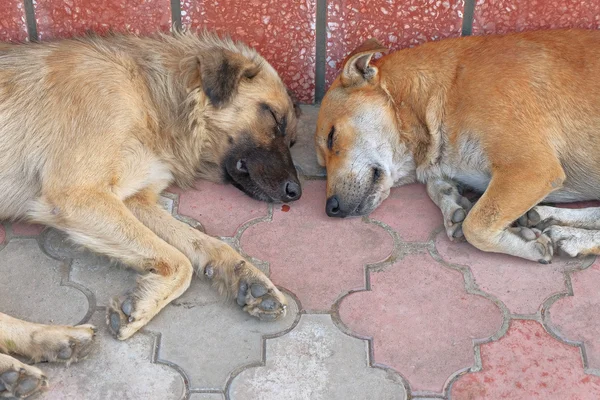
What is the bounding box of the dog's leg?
[0,312,95,365]
[520,205,600,230]
[426,177,473,241]
[32,190,194,340]
[461,167,565,263]
[0,353,47,398]
[518,206,600,257]
[124,190,287,321]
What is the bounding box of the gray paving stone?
[69,252,136,307]
[190,394,225,400]
[292,105,326,178]
[228,314,407,400]
[0,239,89,325]
[146,278,299,390]
[41,228,86,260]
[43,312,185,400]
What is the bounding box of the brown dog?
[316,29,600,264]
[0,31,301,397]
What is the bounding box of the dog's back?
[0,36,162,219]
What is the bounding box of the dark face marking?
[222,135,301,203]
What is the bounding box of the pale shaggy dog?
[0,31,302,397]
[316,29,600,263]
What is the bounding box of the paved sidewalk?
[1,106,600,399]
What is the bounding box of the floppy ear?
[199,49,260,107]
[341,38,389,87]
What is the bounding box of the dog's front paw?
[204,259,287,321]
[443,195,472,242]
[236,279,287,321]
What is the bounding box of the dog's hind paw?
[107,295,144,340]
[0,360,48,399]
[29,324,96,365]
[509,226,554,264]
[517,206,558,231]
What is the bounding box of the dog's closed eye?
[327,126,335,150]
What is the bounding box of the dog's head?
[315,39,416,217]
[180,35,302,203]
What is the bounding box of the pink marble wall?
[0,0,27,42]
[473,0,600,35]
[181,0,317,103]
[1,0,600,102]
[34,0,172,39]
[325,0,464,86]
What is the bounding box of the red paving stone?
[325,0,463,86]
[0,0,27,42]
[12,222,45,236]
[435,231,584,315]
[547,261,600,371]
[182,0,316,103]
[369,184,442,242]
[473,0,600,35]
[35,0,171,39]
[338,252,503,394]
[451,320,600,399]
[171,181,268,237]
[240,180,393,311]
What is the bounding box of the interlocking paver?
[146,278,299,390]
[228,314,407,400]
[69,253,135,306]
[12,222,45,236]
[450,320,600,399]
[240,180,394,311]
[546,260,600,370]
[190,394,225,400]
[435,231,587,315]
[0,239,88,325]
[338,252,504,395]
[369,184,442,242]
[170,181,268,237]
[43,312,185,400]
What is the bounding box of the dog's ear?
[341,38,389,87]
[287,88,302,118]
[198,49,260,107]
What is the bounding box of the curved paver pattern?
[147,278,299,390]
[546,260,600,371]
[229,314,407,400]
[370,184,442,242]
[170,181,269,237]
[451,320,600,399]
[0,239,88,325]
[240,180,394,311]
[338,252,504,394]
[43,312,185,400]
[435,231,586,315]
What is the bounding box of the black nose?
[283,181,301,201]
[326,195,344,217]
